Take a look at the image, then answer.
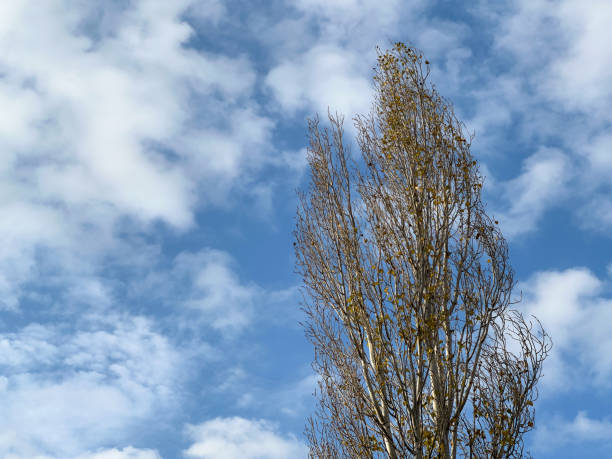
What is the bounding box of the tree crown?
[296,42,550,459]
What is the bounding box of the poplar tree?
[295,43,551,459]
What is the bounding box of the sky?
[0,0,611,457]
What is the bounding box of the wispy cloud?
[533,411,612,453]
[77,448,162,459]
[494,148,571,238]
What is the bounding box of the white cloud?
[180,250,260,333]
[266,44,373,118]
[491,0,564,66]
[265,0,465,122]
[546,1,612,115]
[4,446,164,459]
[520,268,612,392]
[496,148,570,238]
[462,75,524,150]
[490,0,612,124]
[184,417,307,459]
[533,411,612,452]
[0,0,275,311]
[265,0,432,121]
[137,248,304,336]
[571,133,612,232]
[0,0,248,228]
[144,249,261,335]
[462,1,612,237]
[581,133,612,174]
[77,447,162,459]
[564,412,612,441]
[0,315,180,457]
[176,107,274,204]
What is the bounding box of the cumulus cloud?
[545,0,612,115]
[13,446,163,459]
[0,0,275,310]
[266,44,373,118]
[581,133,612,175]
[485,0,612,141]
[1,1,193,227]
[579,197,612,233]
[520,268,612,392]
[3,1,611,457]
[516,267,612,456]
[277,374,319,417]
[265,0,430,121]
[570,133,612,232]
[184,417,307,459]
[0,315,180,457]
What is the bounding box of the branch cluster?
[295,43,551,459]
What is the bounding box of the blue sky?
[0,1,611,458]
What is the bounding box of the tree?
[294,43,551,459]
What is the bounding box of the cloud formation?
[184,417,307,459]
[77,447,162,459]
[533,411,612,453]
[520,268,612,391]
[0,0,276,311]
[0,314,180,457]
[0,1,610,458]
[495,148,570,237]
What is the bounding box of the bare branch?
[295,43,551,459]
